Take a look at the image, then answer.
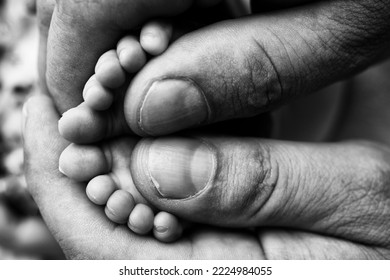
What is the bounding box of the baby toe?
[153,212,183,243]
[105,190,135,224]
[83,75,114,111]
[127,204,154,235]
[117,36,147,73]
[95,50,126,89]
[59,104,111,144]
[86,175,117,205]
[140,20,172,56]
[59,144,109,181]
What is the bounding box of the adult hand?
[24,95,265,259]
[33,0,390,259]
[39,0,390,130]
[24,67,390,258]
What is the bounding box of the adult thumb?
[126,0,390,136]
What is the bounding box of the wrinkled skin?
[25,59,390,259]
[28,0,390,259]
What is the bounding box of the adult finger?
[131,136,390,248]
[22,95,264,259]
[126,0,390,136]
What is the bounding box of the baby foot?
[59,137,183,243]
[59,20,173,143]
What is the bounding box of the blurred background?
[0,0,63,259]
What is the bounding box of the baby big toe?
[59,143,109,181]
[59,105,111,143]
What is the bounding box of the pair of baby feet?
[58,20,185,243]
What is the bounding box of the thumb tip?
[131,137,216,199]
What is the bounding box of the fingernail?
[139,79,209,136]
[147,137,216,199]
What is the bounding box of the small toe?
[128,204,154,235]
[83,75,114,111]
[59,143,109,181]
[117,36,147,73]
[105,190,135,224]
[86,175,117,205]
[95,50,126,89]
[140,20,172,56]
[153,212,182,243]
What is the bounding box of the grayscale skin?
[25,0,390,259]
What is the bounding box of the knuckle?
[214,140,277,224]
[203,46,253,119]
[246,37,284,111]
[196,28,285,120]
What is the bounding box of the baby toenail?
[141,32,159,45]
[154,226,168,233]
[146,137,216,199]
[105,205,117,217]
[127,220,141,232]
[138,78,210,136]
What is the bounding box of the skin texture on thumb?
[125,0,390,137]
[130,135,390,248]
